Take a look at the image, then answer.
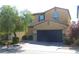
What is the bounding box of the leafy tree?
[13,16,24,38]
[0,5,24,37]
[20,10,33,34]
[0,5,33,46]
[65,21,79,45]
[0,5,19,40]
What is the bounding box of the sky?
[0,0,79,21]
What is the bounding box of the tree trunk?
[14,32,16,38]
[6,34,9,40]
[6,34,10,49]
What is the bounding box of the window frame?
[38,14,45,22]
[52,11,60,21]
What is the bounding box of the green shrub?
[74,39,79,46]
[11,37,19,44]
[0,37,19,45]
[0,40,5,45]
[22,35,27,40]
[63,37,73,45]
[27,35,33,40]
[0,41,3,45]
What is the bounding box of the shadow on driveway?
[22,40,64,47]
[0,45,25,53]
[69,47,79,54]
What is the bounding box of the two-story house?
[28,7,71,43]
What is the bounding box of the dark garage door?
[37,30,63,42]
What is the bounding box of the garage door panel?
[37,30,63,42]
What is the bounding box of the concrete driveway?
[20,43,77,54]
[0,41,79,54]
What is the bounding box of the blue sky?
[0,0,79,21]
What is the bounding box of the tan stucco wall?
[28,27,34,35]
[16,32,25,41]
[45,7,70,25]
[33,15,39,24]
[34,21,67,32]
[33,7,71,26]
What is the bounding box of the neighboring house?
[28,7,71,43]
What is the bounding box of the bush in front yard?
[27,35,33,40]
[0,40,9,45]
[63,37,74,45]
[11,37,19,44]
[0,37,19,45]
[22,35,27,40]
[0,40,5,45]
[74,39,79,46]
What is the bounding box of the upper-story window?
[52,11,60,21]
[39,15,45,22]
